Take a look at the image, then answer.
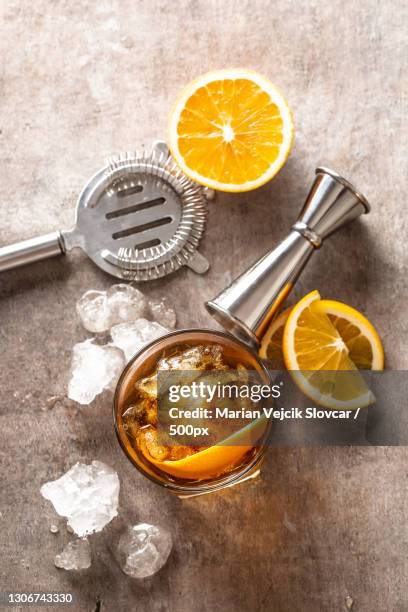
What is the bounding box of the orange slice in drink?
[141,417,268,480]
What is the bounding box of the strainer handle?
[0,231,65,272]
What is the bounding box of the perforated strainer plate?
[62,142,210,280]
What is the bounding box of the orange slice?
[282,291,377,409]
[260,300,383,371]
[168,69,294,192]
[141,417,268,480]
[316,299,384,370]
[259,307,292,366]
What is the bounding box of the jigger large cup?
[206,167,370,348]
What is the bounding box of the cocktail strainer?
[0,142,210,280]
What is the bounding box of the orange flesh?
[291,303,358,371]
[177,78,284,184]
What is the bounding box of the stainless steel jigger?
[206,167,370,348]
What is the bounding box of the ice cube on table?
[116,523,172,578]
[76,284,148,333]
[111,319,168,361]
[107,284,148,324]
[54,538,92,571]
[76,290,109,333]
[68,339,125,405]
[149,299,176,329]
[40,461,120,537]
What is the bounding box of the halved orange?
[168,69,294,192]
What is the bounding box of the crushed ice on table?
[54,538,91,571]
[148,299,176,329]
[77,284,176,333]
[40,461,120,537]
[71,285,175,403]
[115,523,172,578]
[68,339,125,405]
[111,319,168,361]
[76,285,148,333]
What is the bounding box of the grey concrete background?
[0,1,407,610]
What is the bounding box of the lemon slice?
[282,291,375,409]
[142,417,268,480]
[259,307,292,365]
[168,69,294,193]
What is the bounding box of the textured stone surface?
[0,1,407,610]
